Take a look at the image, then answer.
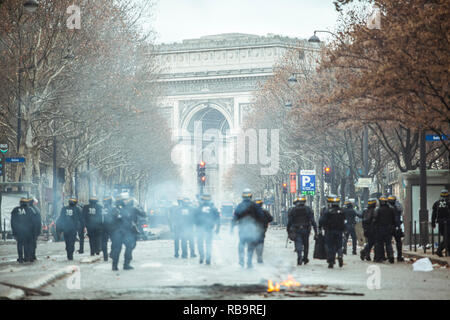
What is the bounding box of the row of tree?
[0,0,179,216]
[224,0,449,220]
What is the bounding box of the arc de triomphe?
[155,33,317,202]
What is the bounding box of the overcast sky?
[151,0,340,44]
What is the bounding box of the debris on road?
[412,258,433,272]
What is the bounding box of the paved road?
[1,225,449,300]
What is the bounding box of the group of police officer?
[285,188,450,268]
[10,188,449,271]
[168,189,273,268]
[60,194,145,271]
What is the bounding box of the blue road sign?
[6,157,26,163]
[425,134,448,141]
[300,171,316,194]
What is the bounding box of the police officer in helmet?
[360,198,377,261]
[342,199,361,255]
[432,189,450,257]
[11,198,34,263]
[57,197,83,260]
[82,197,103,256]
[319,195,345,268]
[373,196,396,263]
[232,189,264,268]
[254,198,273,264]
[388,195,404,262]
[287,196,317,266]
[195,193,220,265]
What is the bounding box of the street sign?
[0,144,8,154]
[5,157,26,163]
[289,172,296,193]
[356,177,371,188]
[300,170,316,195]
[425,134,448,141]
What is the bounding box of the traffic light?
[282,183,287,194]
[324,166,332,183]
[197,161,206,186]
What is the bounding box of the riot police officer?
[58,198,83,260]
[360,198,377,261]
[11,198,35,263]
[195,194,220,265]
[76,201,85,254]
[101,196,114,261]
[254,198,273,264]
[287,196,317,266]
[83,197,103,256]
[432,189,450,257]
[388,195,404,262]
[27,197,42,261]
[342,200,361,255]
[319,196,345,268]
[169,197,184,258]
[178,198,197,258]
[373,196,396,263]
[231,189,263,268]
[110,196,145,270]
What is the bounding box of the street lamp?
[23,0,39,13]
[308,30,337,43]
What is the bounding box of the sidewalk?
[403,249,450,266]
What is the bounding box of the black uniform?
[319,205,345,268]
[373,204,396,263]
[432,197,450,257]
[360,206,376,261]
[177,203,197,258]
[101,199,114,261]
[255,206,273,263]
[342,205,361,255]
[77,204,85,253]
[58,204,83,260]
[110,201,145,270]
[287,203,317,265]
[11,202,35,263]
[390,200,404,261]
[28,201,42,261]
[169,203,183,258]
[195,201,220,265]
[232,199,263,268]
[83,200,103,256]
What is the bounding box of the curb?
[403,251,449,266]
[4,265,78,300]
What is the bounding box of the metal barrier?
[411,220,449,256]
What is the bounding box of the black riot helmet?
[103,196,113,207]
[89,197,98,205]
[68,197,78,207]
[367,198,377,208]
[344,200,353,209]
[378,196,388,206]
[19,197,28,207]
[293,196,307,206]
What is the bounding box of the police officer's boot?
[328,262,334,269]
[397,256,404,262]
[388,257,395,264]
[112,260,119,271]
[103,251,108,262]
[297,256,302,266]
[123,264,134,270]
[303,257,309,265]
[360,249,365,261]
[338,257,344,268]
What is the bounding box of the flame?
[267,275,301,292]
[267,280,280,292]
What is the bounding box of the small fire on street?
[267,275,300,292]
